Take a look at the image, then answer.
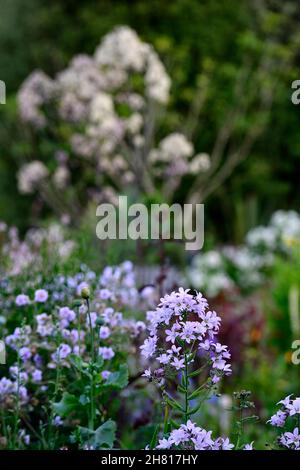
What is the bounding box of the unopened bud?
[81,286,90,300]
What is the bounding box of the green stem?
[86,299,95,363]
[21,413,46,448]
[86,298,95,430]
[1,407,8,442]
[77,305,82,356]
[235,407,243,450]
[89,374,95,431]
[163,405,169,434]
[12,350,21,449]
[48,355,61,448]
[184,352,189,424]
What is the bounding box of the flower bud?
[81,286,90,299]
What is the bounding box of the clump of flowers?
[0,261,154,449]
[189,210,300,298]
[17,161,49,194]
[246,210,300,253]
[141,288,231,384]
[0,222,75,277]
[141,288,232,449]
[268,395,300,450]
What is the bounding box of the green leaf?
[93,355,104,370]
[187,404,201,417]
[78,420,116,449]
[52,392,78,418]
[188,364,207,377]
[79,394,90,406]
[165,393,184,413]
[241,415,259,423]
[102,364,128,389]
[170,419,180,429]
[149,424,160,450]
[70,354,89,371]
[163,406,170,434]
[188,383,206,400]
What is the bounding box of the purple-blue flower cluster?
[268,394,300,450]
[141,288,231,382]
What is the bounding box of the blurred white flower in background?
[16,26,208,211]
[17,161,49,194]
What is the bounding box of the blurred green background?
[1,0,300,239]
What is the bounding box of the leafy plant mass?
[0,251,299,449]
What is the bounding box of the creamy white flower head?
[95,26,149,73]
[150,133,194,166]
[189,153,211,174]
[89,92,114,123]
[126,113,143,134]
[160,133,193,159]
[18,70,55,127]
[18,161,49,194]
[94,26,170,103]
[145,50,171,104]
[57,54,103,99]
[53,166,69,189]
